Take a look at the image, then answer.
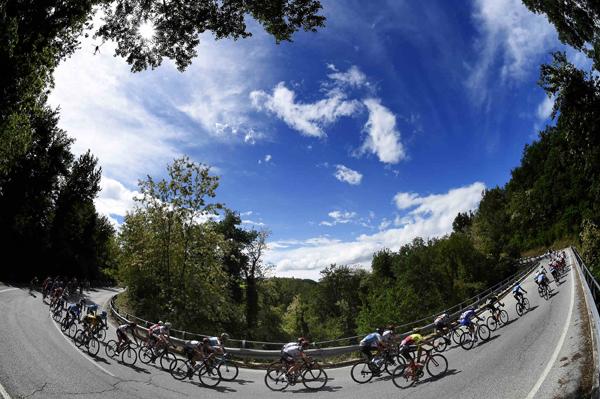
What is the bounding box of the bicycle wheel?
[122,346,138,366]
[459,331,474,350]
[516,302,524,316]
[139,346,154,364]
[96,328,106,342]
[264,366,288,391]
[53,310,63,322]
[60,318,69,332]
[74,330,86,347]
[543,287,550,300]
[486,316,498,331]
[499,310,509,324]
[170,359,192,381]
[537,286,544,297]
[391,365,415,389]
[198,364,221,387]
[478,324,491,341]
[217,360,239,381]
[67,322,78,338]
[302,363,328,390]
[433,336,447,352]
[523,298,530,309]
[105,340,118,358]
[426,354,448,377]
[350,361,373,384]
[87,337,100,357]
[452,328,463,345]
[160,352,177,371]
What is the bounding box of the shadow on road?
[420,368,461,384]
[476,334,500,348]
[293,385,343,393]
[189,381,237,393]
[228,378,255,386]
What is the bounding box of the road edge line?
[50,314,117,378]
[524,249,576,399]
[0,381,12,399]
[0,288,18,294]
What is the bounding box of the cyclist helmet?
[297,337,305,344]
[220,332,230,341]
[202,337,210,344]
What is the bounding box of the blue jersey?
[67,304,80,317]
[460,309,475,321]
[512,284,523,294]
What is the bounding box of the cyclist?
[116,322,142,353]
[549,263,560,283]
[82,311,100,333]
[29,276,39,293]
[281,339,310,381]
[147,321,163,348]
[485,294,505,322]
[152,321,172,349]
[512,282,528,304]
[399,330,426,378]
[359,328,384,367]
[86,303,99,315]
[183,340,205,378]
[535,270,552,292]
[66,302,82,322]
[459,307,483,341]
[208,333,229,356]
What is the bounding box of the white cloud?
[95,176,139,226]
[267,182,486,279]
[327,65,368,88]
[320,210,358,226]
[393,192,420,209]
[334,164,363,185]
[536,95,554,121]
[359,98,405,164]
[468,0,559,101]
[265,154,272,162]
[250,82,361,137]
[49,27,273,187]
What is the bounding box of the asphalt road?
[0,251,584,398]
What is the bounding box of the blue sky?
[49,0,592,280]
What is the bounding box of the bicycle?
[537,283,550,300]
[73,328,100,357]
[433,325,461,352]
[459,321,491,350]
[139,339,177,371]
[350,349,405,384]
[515,296,531,316]
[214,353,239,381]
[60,312,79,338]
[391,348,448,388]
[265,357,328,391]
[105,339,138,366]
[170,356,222,387]
[486,306,509,331]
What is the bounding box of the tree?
[244,229,271,335]
[522,0,600,71]
[452,211,474,234]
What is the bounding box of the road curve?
[0,252,587,398]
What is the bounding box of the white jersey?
[382,330,394,343]
[282,344,303,358]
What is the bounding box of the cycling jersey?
[282,344,303,359]
[536,274,546,284]
[434,314,449,326]
[400,334,423,347]
[512,284,524,294]
[67,304,80,317]
[359,332,382,348]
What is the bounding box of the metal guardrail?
[108,255,545,360]
[570,246,600,398]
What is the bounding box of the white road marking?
[50,315,117,378]
[524,250,576,399]
[0,381,12,399]
[0,288,18,294]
